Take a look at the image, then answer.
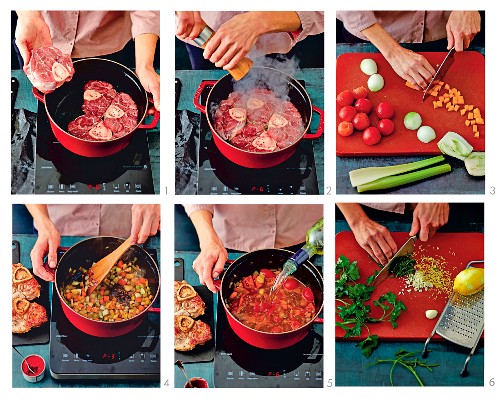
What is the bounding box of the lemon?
[453,267,484,295]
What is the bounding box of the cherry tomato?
[336,90,354,107]
[375,102,395,119]
[378,119,395,136]
[362,127,382,146]
[352,113,370,131]
[302,287,314,302]
[354,98,372,114]
[260,269,275,279]
[283,277,300,290]
[337,121,354,137]
[352,86,368,99]
[338,105,356,122]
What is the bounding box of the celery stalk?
[357,164,451,193]
[349,155,445,187]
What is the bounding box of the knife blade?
[422,47,456,102]
[371,235,417,286]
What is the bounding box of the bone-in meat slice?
[174,315,212,351]
[174,280,206,318]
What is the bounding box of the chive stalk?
[357,163,451,193]
[349,155,446,187]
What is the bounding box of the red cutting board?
[336,51,485,156]
[335,231,484,340]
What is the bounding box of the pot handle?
[148,307,161,313]
[32,87,45,103]
[303,105,324,139]
[207,258,233,291]
[139,96,160,129]
[313,317,324,324]
[193,80,217,114]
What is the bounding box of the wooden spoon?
[86,237,133,295]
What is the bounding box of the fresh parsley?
[365,349,439,386]
[336,255,407,357]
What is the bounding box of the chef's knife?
[422,47,456,102]
[371,235,417,286]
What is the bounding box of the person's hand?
[203,13,262,70]
[176,11,205,40]
[136,66,160,111]
[30,220,60,282]
[386,46,436,89]
[15,12,52,66]
[410,203,449,242]
[351,219,398,265]
[446,11,481,51]
[130,204,161,245]
[192,238,227,293]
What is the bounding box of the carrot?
[65,292,72,300]
[135,296,142,302]
[473,125,478,133]
[476,117,484,124]
[468,112,474,120]
[103,295,110,302]
[460,109,467,116]
[445,84,450,90]
[454,105,460,111]
[405,81,419,90]
[474,132,480,138]
[465,120,471,126]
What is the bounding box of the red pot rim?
[219,248,323,336]
[205,67,313,155]
[55,236,160,326]
[43,58,149,144]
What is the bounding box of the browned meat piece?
[174,280,205,318]
[12,298,48,334]
[174,315,212,351]
[12,264,41,301]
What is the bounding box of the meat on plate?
[214,88,304,153]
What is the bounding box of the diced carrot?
[136,296,142,302]
[465,120,471,126]
[445,84,450,90]
[473,125,478,133]
[443,93,450,98]
[456,91,461,96]
[471,120,476,125]
[103,295,110,302]
[476,118,484,124]
[433,101,438,109]
[65,292,72,300]
[138,305,145,312]
[438,81,445,86]
[468,112,474,119]
[474,132,480,138]
[430,91,438,97]
[436,101,443,107]
[454,105,459,111]
[473,108,481,115]
[460,109,467,116]
[458,97,464,105]
[438,96,444,102]
[443,97,450,104]
[448,107,454,112]
[405,81,419,90]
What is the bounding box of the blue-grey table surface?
[11,69,161,194]
[12,234,161,388]
[175,68,324,194]
[336,43,485,194]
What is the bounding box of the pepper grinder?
[194,24,253,81]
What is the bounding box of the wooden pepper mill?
[194,24,253,81]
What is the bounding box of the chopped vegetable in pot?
[61,259,152,322]
[227,269,316,333]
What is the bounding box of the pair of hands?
[386,11,481,89]
[176,11,262,71]
[31,205,160,282]
[352,203,450,265]
[15,13,160,111]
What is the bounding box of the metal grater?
[422,260,484,376]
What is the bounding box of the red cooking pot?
[193,66,324,168]
[33,58,160,157]
[54,236,160,337]
[215,248,323,349]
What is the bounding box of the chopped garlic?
[425,309,438,319]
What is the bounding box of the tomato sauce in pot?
[226,268,315,333]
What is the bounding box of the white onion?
[404,112,422,130]
[360,58,378,75]
[417,126,436,143]
[367,74,384,92]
